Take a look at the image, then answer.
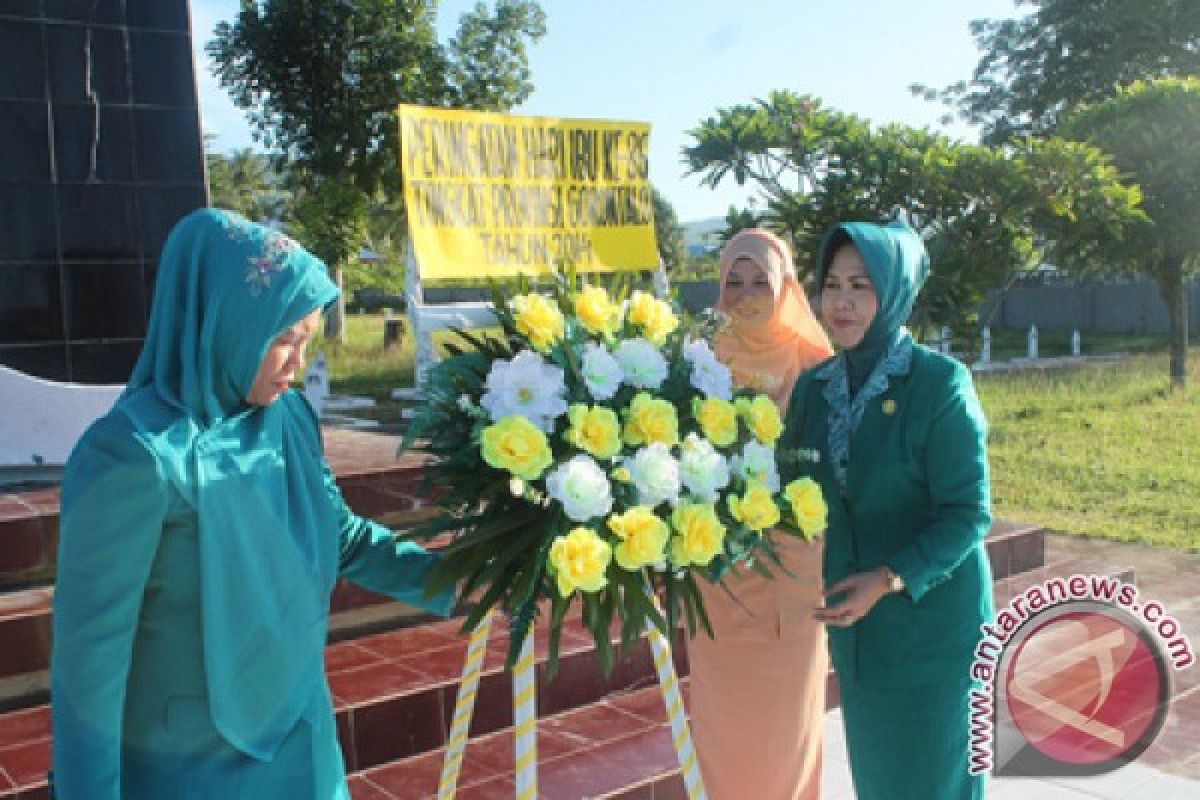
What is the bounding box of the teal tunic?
[53,391,453,799]
[783,220,994,799]
[51,209,454,799]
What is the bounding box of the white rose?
[545,454,614,522]
[614,338,669,390]
[678,432,731,500]
[480,350,568,432]
[683,339,733,400]
[732,441,780,491]
[626,443,682,507]
[580,342,623,401]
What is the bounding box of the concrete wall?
[424,277,1198,337]
[983,278,1200,334]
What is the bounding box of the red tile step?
[350,681,692,800]
[983,519,1045,580]
[0,434,430,592]
[0,608,691,799]
[0,519,1047,680]
[0,578,438,705]
[0,490,58,591]
[4,546,1128,800]
[0,705,50,800]
[0,522,1048,786]
[993,556,1134,606]
[1,424,1039,594]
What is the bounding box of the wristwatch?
[881,566,906,594]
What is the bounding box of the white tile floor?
[818,709,1200,800]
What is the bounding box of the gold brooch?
[882,398,897,415]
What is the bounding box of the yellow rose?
[565,404,622,460]
[548,526,612,596]
[727,482,781,532]
[627,291,679,345]
[623,393,679,447]
[612,466,632,482]
[607,507,669,571]
[480,416,553,480]
[642,310,679,346]
[736,394,783,445]
[574,285,622,336]
[669,502,726,567]
[692,396,738,448]
[511,292,565,351]
[784,477,827,538]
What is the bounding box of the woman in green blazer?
[782,221,993,799]
[51,209,453,799]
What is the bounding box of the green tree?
[915,0,1200,145]
[209,0,545,201]
[1059,78,1200,386]
[208,0,546,337]
[205,145,287,221]
[922,0,1199,384]
[358,194,409,294]
[285,176,369,339]
[685,91,1141,338]
[718,205,765,244]
[651,187,686,272]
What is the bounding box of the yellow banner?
[398,105,658,279]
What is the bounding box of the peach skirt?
[687,537,827,800]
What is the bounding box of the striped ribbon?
[644,584,709,800]
[437,594,704,800]
[437,610,496,800]
[511,625,538,800]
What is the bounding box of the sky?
[190,0,1019,223]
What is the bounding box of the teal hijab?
[817,220,929,393]
[119,208,339,760]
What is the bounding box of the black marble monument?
[0,0,207,383]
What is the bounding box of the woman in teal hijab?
[782,221,993,799]
[51,209,454,799]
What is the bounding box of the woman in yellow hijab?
[689,228,834,799]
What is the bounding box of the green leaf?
[544,591,572,680]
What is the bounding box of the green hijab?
[119,208,339,759]
[817,220,929,393]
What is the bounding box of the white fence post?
[304,351,329,416]
[1027,324,1039,361]
[981,326,991,364]
[406,244,436,393]
[653,261,670,300]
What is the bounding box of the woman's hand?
[814,568,893,627]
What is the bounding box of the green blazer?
[782,344,994,688]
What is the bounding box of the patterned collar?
[817,331,914,491]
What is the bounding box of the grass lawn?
[309,313,486,423]
[313,312,416,403]
[316,313,1198,551]
[977,351,1199,552]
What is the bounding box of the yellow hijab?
[714,228,833,413]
